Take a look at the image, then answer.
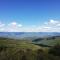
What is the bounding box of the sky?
[0,0,60,32]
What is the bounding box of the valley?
[0,32,60,60]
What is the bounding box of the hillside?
[0,37,60,60]
[32,36,60,47]
[0,37,41,50]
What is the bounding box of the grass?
[0,38,41,50]
[0,37,60,60]
[33,37,60,46]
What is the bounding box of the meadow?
[0,37,60,60]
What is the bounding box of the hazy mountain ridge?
[0,32,60,39]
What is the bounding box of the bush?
[49,44,60,56]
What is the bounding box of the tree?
[36,49,44,60]
[49,44,60,56]
[22,55,27,60]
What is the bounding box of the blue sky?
[0,0,60,32]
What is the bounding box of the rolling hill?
[32,36,60,47]
[0,32,60,39]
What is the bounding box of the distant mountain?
[0,32,60,39]
[0,32,24,39]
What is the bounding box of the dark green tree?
[49,44,60,56]
[36,49,45,60]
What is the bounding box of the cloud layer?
[0,20,60,32]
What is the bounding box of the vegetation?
[0,37,60,60]
[33,36,60,46]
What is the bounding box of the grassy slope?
[0,38,41,50]
[0,37,60,60]
[33,37,60,46]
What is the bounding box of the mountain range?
[0,32,60,39]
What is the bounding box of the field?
[0,37,60,60]
[32,36,60,46]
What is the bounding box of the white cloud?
[38,19,60,32]
[0,21,23,32]
[8,22,22,27]
[0,22,5,27]
[49,19,58,24]
[0,20,60,32]
[10,22,17,25]
[18,24,22,27]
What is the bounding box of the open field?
[0,37,60,60]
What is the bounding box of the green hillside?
[33,36,60,47]
[0,37,41,50]
[0,37,60,60]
